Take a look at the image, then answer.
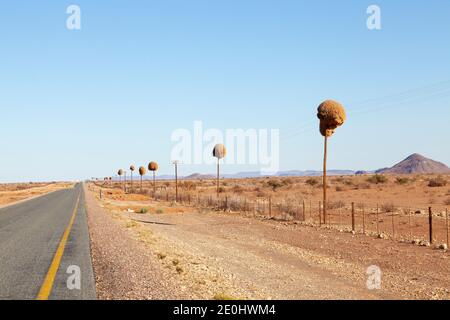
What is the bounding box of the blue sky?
[1,1,450,182]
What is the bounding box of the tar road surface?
[0,183,96,300]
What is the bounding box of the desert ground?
[86,174,450,300]
[0,182,74,208]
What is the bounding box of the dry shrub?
[327,200,345,209]
[232,185,244,194]
[282,178,294,186]
[181,181,196,191]
[305,178,318,186]
[256,190,268,198]
[428,176,447,187]
[335,185,345,192]
[218,186,225,193]
[381,203,396,213]
[266,179,283,191]
[367,174,388,184]
[355,183,371,190]
[444,197,450,206]
[395,177,410,185]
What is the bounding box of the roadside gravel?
[84,185,190,300]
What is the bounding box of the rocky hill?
[376,154,450,174]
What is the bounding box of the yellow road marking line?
[36,195,80,300]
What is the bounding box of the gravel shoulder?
[84,184,191,300]
[86,185,450,300]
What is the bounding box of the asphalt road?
[0,183,96,300]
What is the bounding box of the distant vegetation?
[367,174,388,184]
[428,176,447,187]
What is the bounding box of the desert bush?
[181,181,196,191]
[327,200,345,209]
[256,191,268,198]
[343,179,353,186]
[305,178,318,186]
[334,177,344,183]
[381,202,396,213]
[335,186,344,192]
[367,174,388,184]
[139,208,148,214]
[218,186,225,193]
[156,208,164,214]
[232,185,244,194]
[395,177,410,185]
[444,197,450,206]
[267,179,283,191]
[428,176,447,187]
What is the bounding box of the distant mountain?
[184,173,215,180]
[376,153,450,174]
[221,169,355,178]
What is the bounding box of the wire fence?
[96,181,450,249]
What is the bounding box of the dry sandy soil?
[87,182,450,300]
[0,182,74,207]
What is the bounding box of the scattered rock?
[419,240,430,247]
[377,233,388,239]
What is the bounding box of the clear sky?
[1,1,450,182]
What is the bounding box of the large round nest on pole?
[148,162,159,171]
[118,169,123,176]
[130,165,135,171]
[212,144,227,159]
[139,166,147,176]
[317,100,346,137]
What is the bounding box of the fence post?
[446,208,449,249]
[309,200,312,222]
[351,202,355,232]
[391,211,395,240]
[429,207,433,244]
[269,197,272,218]
[224,196,228,212]
[319,201,322,226]
[408,208,412,240]
[339,206,342,227]
[362,203,365,234]
[376,204,379,235]
[303,200,306,222]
